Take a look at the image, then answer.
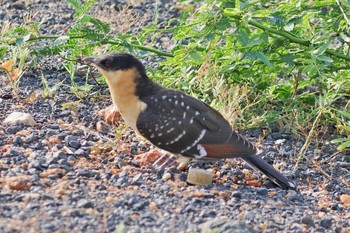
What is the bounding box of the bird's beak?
[83,57,97,66]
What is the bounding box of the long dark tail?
[242,152,297,190]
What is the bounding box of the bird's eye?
[103,59,112,67]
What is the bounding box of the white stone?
[4,112,36,126]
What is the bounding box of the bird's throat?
[102,68,147,131]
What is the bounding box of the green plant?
[63,61,93,99]
[0,47,30,99]
[41,71,66,99]
[143,0,350,154]
[1,0,349,155]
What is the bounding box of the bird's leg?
[152,152,170,168]
[158,155,177,169]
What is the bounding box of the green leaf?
[255,52,273,68]
[337,140,350,151]
[316,55,333,63]
[244,51,273,68]
[90,17,110,34]
[67,0,81,10]
[236,29,249,46]
[331,138,348,143]
[337,110,350,119]
[313,40,332,55]
[283,54,294,66]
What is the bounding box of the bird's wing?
[137,89,257,159]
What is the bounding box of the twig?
[12,35,173,57]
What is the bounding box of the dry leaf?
[10,68,19,80]
[0,59,14,72]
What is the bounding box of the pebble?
[77,199,94,208]
[4,112,36,126]
[65,135,81,149]
[7,147,22,157]
[162,172,172,181]
[319,218,332,229]
[301,215,314,226]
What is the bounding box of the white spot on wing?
[162,95,167,99]
[167,128,175,133]
[170,130,186,144]
[180,129,206,153]
[194,144,207,159]
[183,112,186,119]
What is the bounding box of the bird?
[83,53,296,190]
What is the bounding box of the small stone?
[12,3,25,9]
[67,156,76,166]
[320,218,332,229]
[6,125,22,134]
[256,188,268,195]
[4,112,36,126]
[315,227,325,232]
[162,172,172,181]
[31,174,40,182]
[96,121,110,134]
[7,147,22,157]
[132,173,143,184]
[286,190,302,202]
[177,161,188,171]
[77,199,94,208]
[47,124,60,129]
[65,135,81,149]
[275,139,286,145]
[13,136,23,146]
[25,134,37,143]
[116,176,129,187]
[77,169,97,178]
[232,191,242,199]
[200,209,217,218]
[301,215,314,226]
[74,148,87,156]
[244,211,255,221]
[28,160,42,169]
[186,168,213,186]
[53,151,67,161]
[45,130,57,137]
[340,194,350,205]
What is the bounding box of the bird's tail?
[242,152,297,190]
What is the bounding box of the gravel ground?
[1,1,350,233]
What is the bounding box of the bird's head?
[83,53,147,88]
